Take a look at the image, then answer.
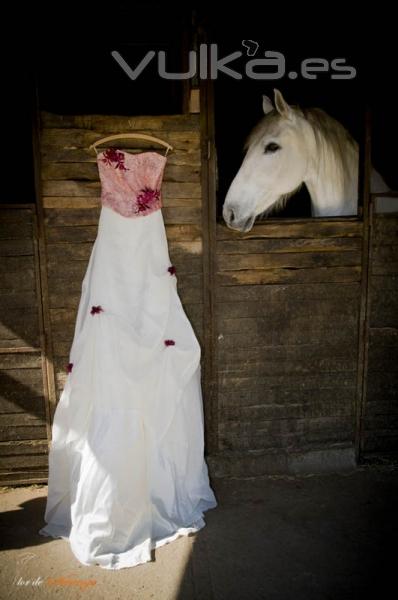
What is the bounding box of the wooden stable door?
[0,205,51,485]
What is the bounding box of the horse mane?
[302,106,358,185]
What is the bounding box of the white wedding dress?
[38,148,217,570]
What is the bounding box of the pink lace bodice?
[97,149,167,218]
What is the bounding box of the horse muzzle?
[222,205,255,232]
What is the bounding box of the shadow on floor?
[1,464,397,599]
[180,464,398,600]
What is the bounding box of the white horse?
[223,89,392,232]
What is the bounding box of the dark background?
[4,2,397,217]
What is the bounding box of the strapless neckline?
[97,148,167,160]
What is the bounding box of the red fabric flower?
[101,148,128,171]
[168,265,176,275]
[164,339,175,346]
[91,305,104,315]
[67,362,73,373]
[135,187,161,213]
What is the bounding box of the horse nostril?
[223,204,235,225]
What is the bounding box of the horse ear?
[274,89,292,119]
[262,95,274,115]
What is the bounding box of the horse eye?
[264,142,280,154]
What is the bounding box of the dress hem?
[37,502,217,570]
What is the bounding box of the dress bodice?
[97,149,167,218]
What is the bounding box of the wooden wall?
[0,206,49,484]
[1,110,397,485]
[39,112,204,420]
[363,213,398,453]
[210,218,363,476]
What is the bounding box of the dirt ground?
[0,462,397,600]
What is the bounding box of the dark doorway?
[206,10,397,220]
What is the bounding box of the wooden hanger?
[89,133,173,155]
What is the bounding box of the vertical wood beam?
[32,84,58,438]
[199,38,219,456]
[355,106,373,462]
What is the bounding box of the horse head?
[223,89,312,232]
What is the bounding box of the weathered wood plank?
[216,298,359,321]
[169,225,204,242]
[219,431,353,452]
[217,219,362,240]
[359,397,398,415]
[364,216,398,454]
[371,244,398,275]
[0,222,33,240]
[0,354,42,369]
[217,321,358,347]
[45,225,99,243]
[369,277,398,328]
[0,425,47,442]
[363,414,398,430]
[217,237,362,254]
[41,128,200,151]
[0,470,48,484]
[367,328,398,372]
[43,207,101,226]
[217,266,362,286]
[0,413,46,426]
[218,385,355,409]
[219,416,354,451]
[362,433,398,452]
[372,215,398,243]
[51,340,74,357]
[0,209,33,226]
[219,398,353,422]
[0,291,38,310]
[216,281,360,303]
[218,341,356,362]
[0,393,46,415]
[0,267,36,293]
[0,439,48,455]
[219,415,354,434]
[218,372,357,391]
[40,112,200,131]
[0,239,34,256]
[366,370,398,395]
[0,454,48,469]
[217,251,361,271]
[0,255,35,274]
[0,310,40,349]
[0,367,43,388]
[46,261,86,283]
[217,354,357,376]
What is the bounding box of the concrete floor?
[0,463,397,600]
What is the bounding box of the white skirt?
[39,205,218,569]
